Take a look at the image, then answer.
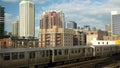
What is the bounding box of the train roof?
[0,48,50,53]
[89,45,116,48]
[1,45,118,53]
[50,46,91,49]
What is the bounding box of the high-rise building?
[105,24,111,36]
[58,11,66,28]
[67,21,77,29]
[111,11,120,35]
[39,27,74,48]
[83,25,91,31]
[40,11,62,29]
[0,6,4,39]
[12,21,19,37]
[19,0,35,38]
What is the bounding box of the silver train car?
[0,45,120,68]
[90,45,117,57]
[0,48,51,68]
[50,46,93,63]
[51,45,120,63]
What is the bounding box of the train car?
[50,46,70,63]
[68,46,93,61]
[0,48,51,68]
[116,45,120,54]
[90,45,117,57]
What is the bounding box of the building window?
[12,52,18,60]
[4,53,10,60]
[107,42,108,44]
[91,33,94,34]
[98,42,100,44]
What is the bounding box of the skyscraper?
[12,21,19,37]
[111,11,120,35]
[67,21,77,29]
[40,11,63,29]
[39,11,67,47]
[19,0,35,38]
[105,24,111,36]
[58,11,66,28]
[0,6,4,39]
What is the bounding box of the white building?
[91,38,115,45]
[12,21,19,36]
[19,0,35,38]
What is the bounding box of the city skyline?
[0,0,120,37]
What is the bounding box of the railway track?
[52,57,109,68]
[51,54,120,68]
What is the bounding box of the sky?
[0,0,120,37]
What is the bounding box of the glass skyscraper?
[67,21,77,29]
[0,6,4,39]
[111,11,120,35]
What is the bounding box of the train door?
[50,50,52,63]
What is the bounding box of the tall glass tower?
[111,11,120,35]
[0,6,4,39]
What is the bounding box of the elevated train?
[0,45,120,68]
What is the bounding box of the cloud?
[41,0,120,30]
[1,0,52,4]
[1,0,20,3]
[5,13,18,32]
[5,13,14,23]
[5,13,13,32]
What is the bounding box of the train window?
[58,50,62,55]
[75,50,77,53]
[96,49,99,52]
[42,51,45,57]
[40,51,42,56]
[46,50,49,57]
[71,49,74,54]
[64,49,68,55]
[88,48,90,52]
[12,52,18,60]
[19,52,24,59]
[78,49,80,53]
[54,50,57,56]
[29,51,35,59]
[4,53,10,60]
[83,48,85,53]
[100,48,102,51]
[111,47,112,50]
